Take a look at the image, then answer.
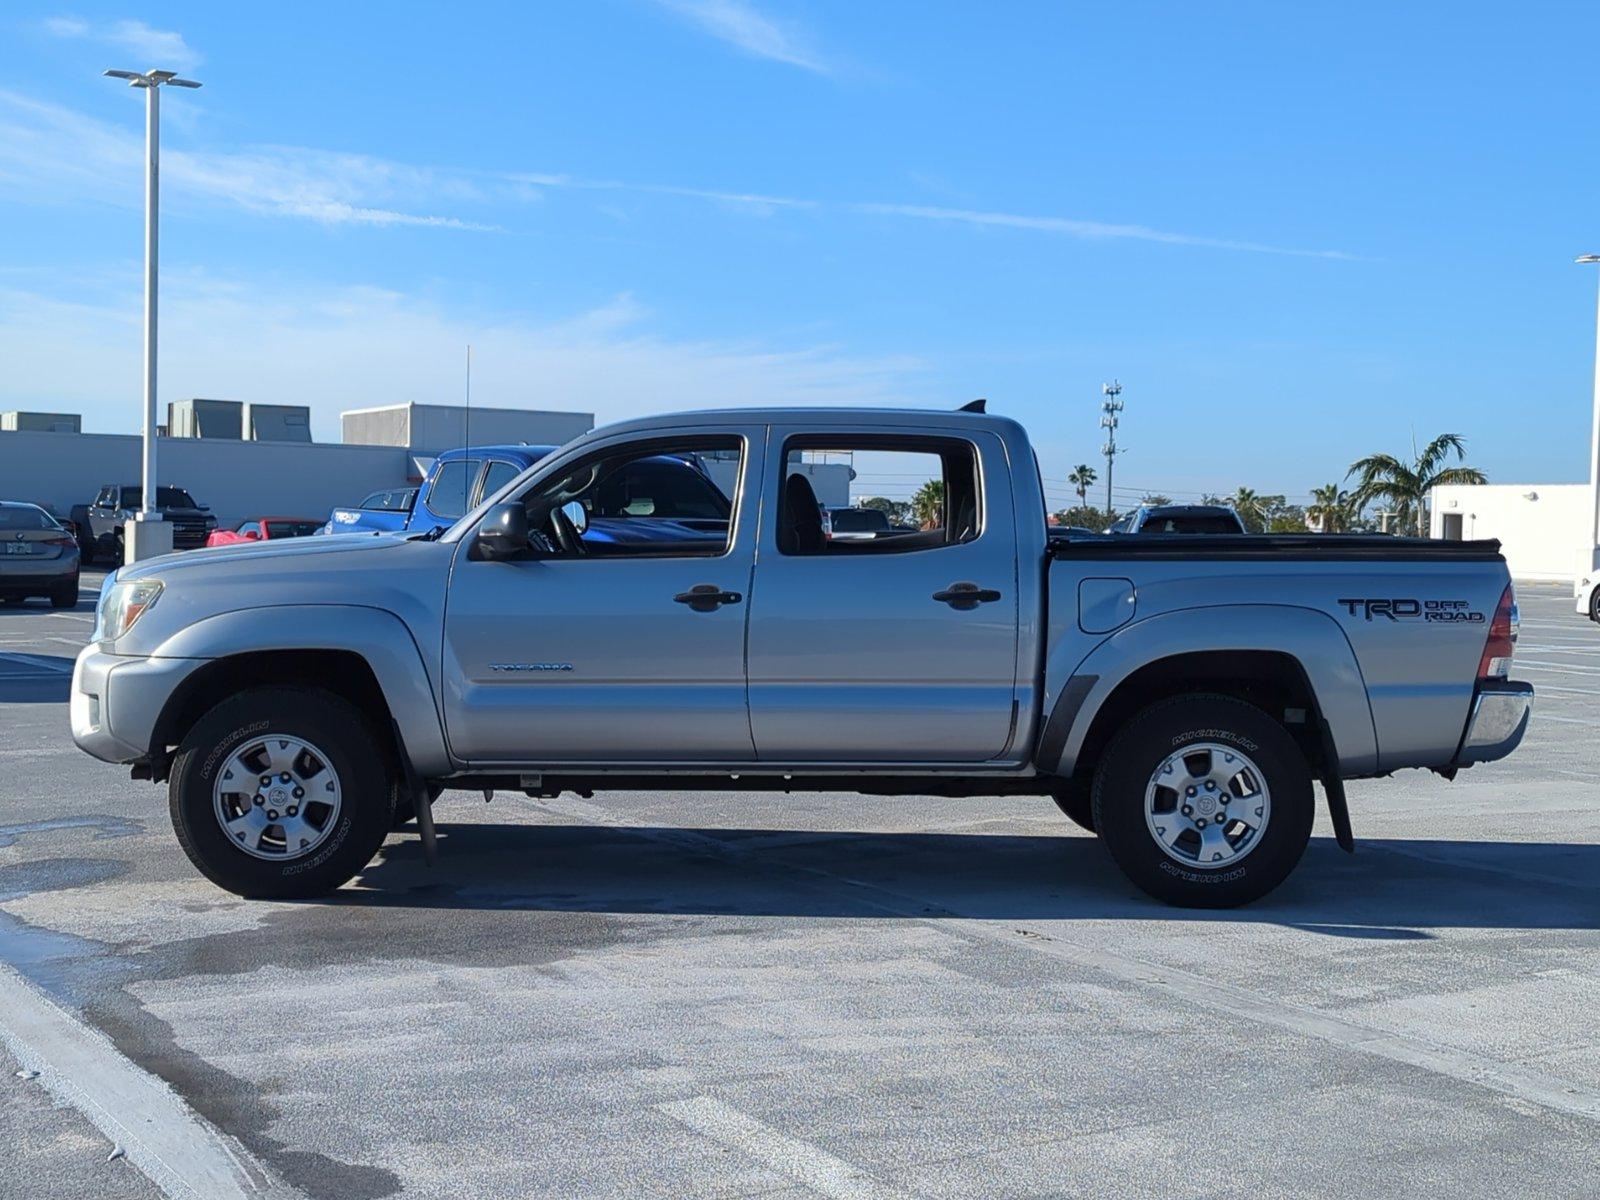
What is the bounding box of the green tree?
[1347,434,1487,538]
[1139,493,1173,507]
[1307,483,1354,533]
[860,496,911,525]
[1067,463,1098,507]
[1230,486,1266,533]
[911,479,945,528]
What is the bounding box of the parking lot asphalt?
[0,573,1596,1200]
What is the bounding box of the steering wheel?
[550,505,588,556]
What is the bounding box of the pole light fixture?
[102,68,202,561]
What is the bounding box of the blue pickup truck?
[320,443,736,548]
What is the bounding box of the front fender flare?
[1037,604,1379,779]
[151,605,451,776]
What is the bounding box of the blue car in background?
[321,446,556,537]
[319,443,734,549]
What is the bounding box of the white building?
[1429,483,1591,582]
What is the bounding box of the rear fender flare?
[1037,604,1379,779]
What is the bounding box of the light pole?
[104,68,202,562]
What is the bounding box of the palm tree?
[1347,434,1486,537]
[1308,483,1353,533]
[1230,486,1265,533]
[911,479,945,529]
[1067,464,1097,507]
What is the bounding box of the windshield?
[121,487,199,509]
[265,520,323,539]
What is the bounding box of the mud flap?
[1317,718,1355,853]
[390,719,437,867]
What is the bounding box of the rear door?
[745,426,1022,762]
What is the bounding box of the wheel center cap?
[270,788,287,805]
[1196,795,1217,817]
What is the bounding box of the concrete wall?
[0,429,413,528]
[1430,482,1591,582]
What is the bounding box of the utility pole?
[1100,381,1124,517]
[103,67,202,563]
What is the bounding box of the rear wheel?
[50,578,79,609]
[169,686,395,898]
[1092,694,1313,908]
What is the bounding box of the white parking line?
[533,796,1600,1126]
[659,1095,920,1200]
[0,653,74,674]
[0,964,288,1199]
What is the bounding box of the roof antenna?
[958,397,987,413]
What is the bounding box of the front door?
[441,428,761,765]
[745,426,1021,763]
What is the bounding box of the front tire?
[1589,586,1600,624]
[1050,777,1095,832]
[169,686,395,898]
[1092,694,1313,908]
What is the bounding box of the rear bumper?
[1452,680,1533,766]
[0,560,78,592]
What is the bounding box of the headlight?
[95,578,163,643]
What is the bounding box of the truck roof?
[587,406,1028,440]
[434,444,560,464]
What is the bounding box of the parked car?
[0,500,80,608]
[321,449,548,537]
[71,403,1530,908]
[72,484,215,563]
[823,506,918,542]
[206,518,325,548]
[1106,504,1247,535]
[317,486,419,536]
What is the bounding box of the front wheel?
[1092,694,1314,908]
[168,686,395,898]
[1589,586,1600,624]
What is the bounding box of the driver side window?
[523,436,741,558]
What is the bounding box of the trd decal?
[1336,598,1484,623]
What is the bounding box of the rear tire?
[168,686,395,899]
[50,579,78,609]
[1092,693,1314,908]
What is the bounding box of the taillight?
[44,535,75,549]
[1477,583,1517,680]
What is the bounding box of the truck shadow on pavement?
[340,822,1600,935]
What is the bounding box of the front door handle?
[932,581,1002,610]
[674,583,743,612]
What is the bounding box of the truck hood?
[115,530,413,584]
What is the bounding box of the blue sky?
[2,1,1598,507]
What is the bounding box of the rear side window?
[477,460,522,504]
[428,459,481,520]
[777,436,981,556]
[1144,514,1242,534]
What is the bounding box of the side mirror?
[559,500,589,535]
[477,502,530,560]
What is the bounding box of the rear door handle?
[674,583,743,612]
[933,581,1003,609]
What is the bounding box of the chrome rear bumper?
[1453,680,1533,766]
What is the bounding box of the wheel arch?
[145,605,451,778]
[1037,605,1379,783]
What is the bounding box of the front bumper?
[1452,679,1533,766]
[71,645,204,765]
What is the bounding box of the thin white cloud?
[857,203,1358,261]
[0,272,925,437]
[0,92,1354,256]
[650,0,829,73]
[41,15,202,72]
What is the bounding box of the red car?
[205,517,324,548]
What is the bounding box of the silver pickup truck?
[70,405,1532,907]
